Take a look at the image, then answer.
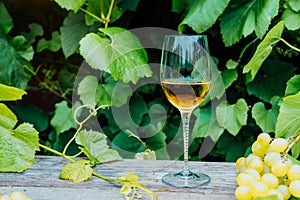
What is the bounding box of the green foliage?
[59,160,93,183]
[79,27,152,83]
[178,0,231,34]
[0,84,27,101]
[0,103,39,172]
[37,31,62,53]
[50,101,77,134]
[220,0,280,46]
[75,130,123,165]
[252,96,280,133]
[54,0,85,13]
[216,99,249,136]
[243,21,285,81]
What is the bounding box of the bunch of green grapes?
[235,133,300,200]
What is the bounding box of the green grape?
[0,195,10,200]
[235,185,252,200]
[262,163,271,174]
[268,189,284,200]
[272,160,289,177]
[257,133,271,146]
[287,164,300,181]
[243,168,261,181]
[247,157,264,173]
[289,180,300,198]
[236,173,255,186]
[250,181,269,197]
[252,141,267,156]
[264,152,282,167]
[270,138,288,153]
[277,185,291,200]
[262,173,279,189]
[236,157,246,170]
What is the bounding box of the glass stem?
[180,111,192,175]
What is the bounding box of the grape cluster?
[235,133,300,200]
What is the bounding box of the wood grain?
[0,156,238,200]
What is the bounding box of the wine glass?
[160,35,212,188]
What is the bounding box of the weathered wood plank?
[0,156,238,199]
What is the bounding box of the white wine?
[161,80,210,111]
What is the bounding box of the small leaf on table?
[0,103,39,172]
[59,160,93,183]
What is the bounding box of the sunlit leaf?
[54,0,85,12]
[252,96,280,133]
[76,130,123,165]
[0,103,39,172]
[243,21,285,81]
[78,75,98,106]
[282,6,300,30]
[0,84,26,101]
[246,59,295,102]
[220,0,280,46]
[59,160,93,183]
[216,99,248,136]
[226,59,239,69]
[79,27,152,84]
[50,100,76,134]
[285,75,300,97]
[289,0,300,12]
[275,92,300,138]
[37,31,61,52]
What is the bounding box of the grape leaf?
[216,99,249,136]
[226,59,239,69]
[252,96,280,133]
[171,0,188,13]
[243,21,285,81]
[0,2,13,34]
[54,0,85,13]
[221,69,238,90]
[282,6,300,31]
[178,0,230,34]
[220,0,280,46]
[79,27,152,84]
[37,31,61,52]
[78,75,98,106]
[289,0,300,12]
[285,75,300,97]
[59,160,93,183]
[0,34,34,89]
[60,12,91,58]
[0,84,27,101]
[22,23,44,44]
[50,101,76,134]
[246,59,295,102]
[0,103,39,172]
[75,130,123,165]
[275,92,300,138]
[192,105,224,142]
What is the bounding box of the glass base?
[162,170,210,188]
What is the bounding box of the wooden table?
[0,156,238,200]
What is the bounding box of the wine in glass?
[160,35,211,188]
